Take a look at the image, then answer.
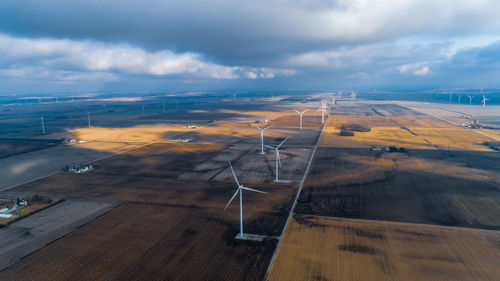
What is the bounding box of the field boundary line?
[265,120,327,276]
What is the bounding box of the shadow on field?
[296,147,500,230]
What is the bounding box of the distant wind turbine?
[255,126,272,154]
[87,111,91,127]
[482,95,489,107]
[318,100,328,124]
[40,117,45,134]
[266,137,288,182]
[467,95,473,105]
[294,109,308,130]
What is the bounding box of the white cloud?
[398,62,431,76]
[0,33,295,81]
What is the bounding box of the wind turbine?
[467,95,473,105]
[87,111,91,127]
[266,137,288,182]
[448,93,453,102]
[224,161,267,239]
[255,126,272,154]
[318,101,328,124]
[294,109,308,130]
[482,95,489,107]
[458,95,462,104]
[351,91,356,102]
[40,117,45,134]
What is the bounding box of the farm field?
[65,124,191,143]
[0,198,119,270]
[0,202,278,281]
[0,141,141,191]
[321,110,494,150]
[161,120,321,146]
[0,130,303,281]
[476,128,500,141]
[1,95,498,280]
[8,170,298,224]
[0,138,61,159]
[91,142,227,179]
[267,215,500,281]
[397,101,500,129]
[296,147,500,229]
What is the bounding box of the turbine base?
[235,233,271,242]
[274,179,292,183]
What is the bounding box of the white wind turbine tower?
[40,117,45,134]
[266,137,289,182]
[87,111,91,127]
[294,109,308,130]
[224,161,268,240]
[318,101,328,124]
[482,95,489,107]
[458,95,462,104]
[351,91,357,102]
[467,95,473,105]
[255,126,272,154]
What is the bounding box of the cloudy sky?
[1,0,500,93]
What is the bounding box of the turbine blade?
[228,161,240,187]
[255,126,263,131]
[224,189,240,210]
[241,186,268,194]
[294,110,300,114]
[303,109,308,113]
[263,126,272,131]
[277,137,288,149]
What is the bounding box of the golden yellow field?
[320,116,432,149]
[475,129,500,141]
[268,215,500,281]
[320,115,494,151]
[409,128,492,151]
[69,124,188,143]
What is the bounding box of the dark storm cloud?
[1,0,500,66]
